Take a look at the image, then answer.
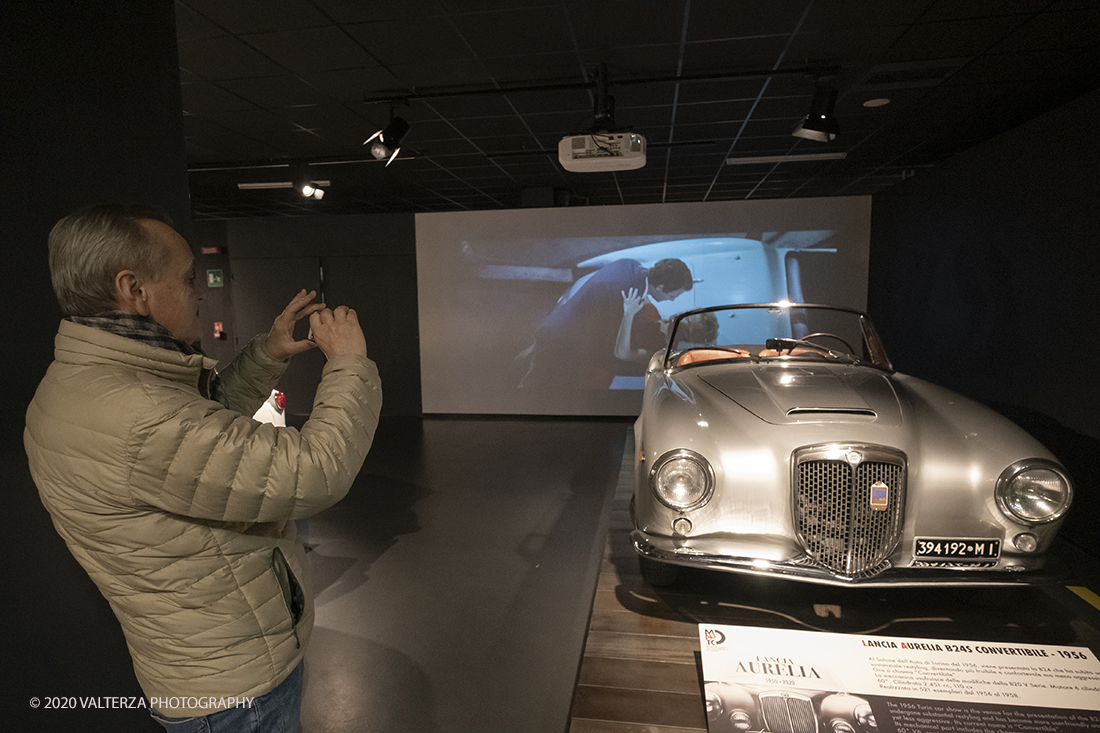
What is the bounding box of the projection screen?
[416,196,871,415]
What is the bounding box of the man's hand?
[309,305,368,360]
[621,286,647,318]
[264,289,326,361]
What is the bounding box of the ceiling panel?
[687,0,809,39]
[450,6,576,58]
[174,0,333,34]
[344,17,475,66]
[177,35,286,80]
[177,0,1100,219]
[567,0,688,50]
[243,26,381,74]
[313,0,448,23]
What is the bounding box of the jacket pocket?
[271,547,305,648]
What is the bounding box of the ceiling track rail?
[362,64,841,105]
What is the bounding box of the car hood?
[697,363,903,426]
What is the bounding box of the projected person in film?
[615,285,664,365]
[615,286,719,365]
[518,258,692,391]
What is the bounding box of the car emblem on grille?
[870,480,889,510]
[846,451,863,465]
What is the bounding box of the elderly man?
[24,204,382,732]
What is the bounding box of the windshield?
[666,303,892,370]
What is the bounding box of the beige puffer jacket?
[24,320,381,716]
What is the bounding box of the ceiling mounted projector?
[558,132,646,172]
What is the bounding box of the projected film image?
[416,199,871,415]
[513,234,839,395]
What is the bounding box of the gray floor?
[299,417,629,733]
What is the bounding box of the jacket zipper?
[271,547,304,649]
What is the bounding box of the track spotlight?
[300,182,325,199]
[792,86,839,143]
[294,162,326,199]
[290,161,323,198]
[364,117,410,166]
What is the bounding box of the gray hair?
[48,204,174,316]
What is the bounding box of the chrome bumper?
[630,530,1066,588]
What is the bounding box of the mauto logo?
[704,628,726,646]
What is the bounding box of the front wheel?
[639,556,679,586]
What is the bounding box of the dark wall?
[2,0,194,431]
[2,2,193,730]
[193,214,421,417]
[192,219,236,365]
[868,87,1100,549]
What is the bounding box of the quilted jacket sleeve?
[212,334,288,416]
[127,353,381,523]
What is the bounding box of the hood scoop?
[698,364,903,426]
[786,407,877,421]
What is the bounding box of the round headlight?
[855,703,877,730]
[729,710,753,731]
[651,449,714,510]
[996,460,1072,525]
[704,690,723,720]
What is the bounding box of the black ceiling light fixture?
[792,85,840,143]
[295,162,325,199]
[364,114,410,166]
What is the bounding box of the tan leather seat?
[676,348,749,366]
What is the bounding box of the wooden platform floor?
[569,440,708,733]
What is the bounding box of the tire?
[639,556,679,586]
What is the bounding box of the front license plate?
[914,537,1001,561]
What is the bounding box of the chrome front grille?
[760,692,816,733]
[794,444,907,578]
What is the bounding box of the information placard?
[699,625,1100,733]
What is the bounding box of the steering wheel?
[801,332,857,354]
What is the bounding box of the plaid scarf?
[69,311,203,356]
[69,310,225,400]
[69,311,222,400]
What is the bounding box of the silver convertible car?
[632,303,1073,587]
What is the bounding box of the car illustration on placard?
[705,682,877,733]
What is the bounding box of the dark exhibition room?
[4,1,1100,732]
